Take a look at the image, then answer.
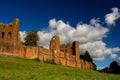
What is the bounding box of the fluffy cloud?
[116,57,120,65]
[80,41,120,61]
[37,31,53,48]
[118,57,120,60]
[105,7,120,26]
[48,18,109,45]
[110,54,118,59]
[19,31,26,42]
[19,8,120,61]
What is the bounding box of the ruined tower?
[72,41,80,60]
[49,35,60,52]
[0,18,21,53]
[12,18,20,44]
[0,18,20,45]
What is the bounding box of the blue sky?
[0,0,120,69]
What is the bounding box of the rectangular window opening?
[2,32,4,39]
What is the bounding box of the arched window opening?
[2,32,4,39]
[8,32,12,39]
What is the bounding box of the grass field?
[0,56,120,80]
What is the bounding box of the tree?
[92,62,97,70]
[80,51,93,62]
[84,51,93,62]
[24,31,39,46]
[109,61,119,74]
[80,55,86,60]
[109,61,118,70]
[80,51,97,70]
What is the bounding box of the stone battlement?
[0,18,94,69]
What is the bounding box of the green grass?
[0,56,120,80]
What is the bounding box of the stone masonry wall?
[49,35,94,69]
[0,19,94,70]
[0,18,20,44]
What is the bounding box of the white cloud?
[74,21,109,44]
[110,54,118,59]
[80,40,120,61]
[93,57,105,61]
[80,41,108,61]
[37,31,53,48]
[110,48,120,59]
[117,57,120,65]
[97,67,104,70]
[49,19,57,30]
[19,7,120,61]
[105,7,120,26]
[90,18,100,25]
[118,57,120,60]
[111,47,120,53]
[19,31,26,42]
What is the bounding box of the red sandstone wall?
[25,46,38,59]
[38,47,53,61]
[0,41,94,69]
[0,44,94,69]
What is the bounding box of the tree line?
[101,61,120,74]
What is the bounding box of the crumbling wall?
[49,35,94,69]
[38,46,53,61]
[0,19,94,70]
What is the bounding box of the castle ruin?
[0,18,94,69]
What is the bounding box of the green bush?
[44,59,55,64]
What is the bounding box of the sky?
[0,0,120,69]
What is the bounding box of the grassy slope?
[0,56,120,80]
